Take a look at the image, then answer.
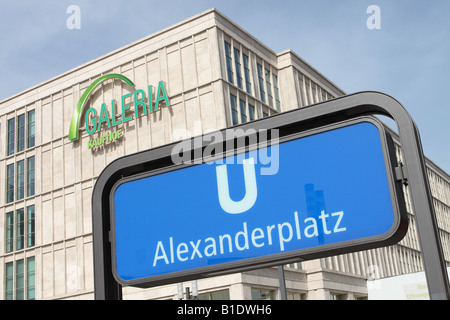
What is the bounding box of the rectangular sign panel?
[110,117,406,287]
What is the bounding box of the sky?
[0,0,449,173]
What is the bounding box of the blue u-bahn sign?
[109,117,407,287]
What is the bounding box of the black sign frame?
[108,116,406,288]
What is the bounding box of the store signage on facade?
[109,116,407,287]
[68,73,170,149]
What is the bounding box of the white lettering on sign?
[216,158,258,214]
[152,210,346,267]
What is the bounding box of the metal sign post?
[278,265,287,300]
[92,91,450,300]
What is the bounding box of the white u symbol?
[216,157,258,214]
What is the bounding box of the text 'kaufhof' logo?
[170,127,279,215]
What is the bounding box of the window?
[4,206,35,253]
[288,262,302,270]
[198,289,230,300]
[16,208,25,251]
[27,205,35,247]
[6,163,15,203]
[330,293,346,300]
[251,288,275,300]
[17,114,25,153]
[248,104,255,121]
[16,160,25,200]
[4,257,35,300]
[27,156,35,197]
[5,262,13,300]
[239,99,247,123]
[321,90,327,102]
[265,68,273,108]
[230,94,238,125]
[257,63,265,103]
[298,75,305,107]
[305,78,311,105]
[225,40,253,94]
[6,212,14,253]
[273,74,281,111]
[5,156,35,203]
[225,42,234,84]
[234,48,243,89]
[287,292,306,300]
[27,110,35,148]
[243,54,252,94]
[311,82,317,104]
[16,260,24,300]
[27,257,36,300]
[6,111,35,156]
[7,118,15,156]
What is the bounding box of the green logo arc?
[68,73,135,141]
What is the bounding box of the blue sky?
[1,0,449,173]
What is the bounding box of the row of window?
[225,41,281,112]
[3,205,36,300]
[6,156,35,203]
[3,111,37,300]
[225,41,252,95]
[4,257,35,300]
[251,288,365,300]
[256,63,281,111]
[230,94,254,125]
[298,74,335,107]
[194,288,307,300]
[5,205,35,253]
[229,93,272,126]
[193,287,366,300]
[7,110,35,156]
